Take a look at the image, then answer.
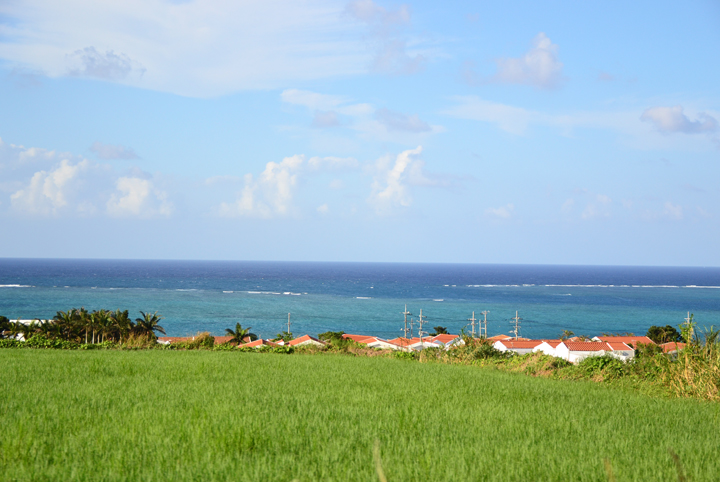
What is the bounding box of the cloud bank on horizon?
[0,0,718,265]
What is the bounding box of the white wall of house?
[533,342,557,357]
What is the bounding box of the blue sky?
[0,0,718,265]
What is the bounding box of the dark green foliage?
[577,355,626,379]
[134,311,165,339]
[225,323,257,345]
[392,350,418,360]
[0,316,9,338]
[274,331,293,343]
[430,326,448,336]
[318,331,345,342]
[647,325,682,344]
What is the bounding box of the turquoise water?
[1,259,718,340]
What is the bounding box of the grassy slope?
[0,350,718,481]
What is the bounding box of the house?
[592,335,654,347]
[429,334,464,348]
[342,334,376,343]
[660,342,686,354]
[605,342,635,362]
[532,340,563,357]
[555,341,612,363]
[239,339,279,349]
[288,335,326,347]
[493,339,544,355]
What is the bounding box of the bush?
[393,350,418,361]
[25,335,79,350]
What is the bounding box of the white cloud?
[2,137,170,218]
[581,194,612,220]
[492,33,564,89]
[663,201,683,220]
[640,105,717,134]
[218,155,304,218]
[345,0,425,75]
[485,203,514,219]
[367,145,424,214]
[67,47,145,80]
[106,177,172,217]
[90,141,139,160]
[282,88,442,143]
[317,203,329,214]
[10,159,89,215]
[0,0,371,97]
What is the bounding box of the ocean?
[0,259,718,340]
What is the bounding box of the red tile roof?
[487,334,513,341]
[342,334,375,343]
[240,339,278,348]
[540,339,562,348]
[660,342,686,353]
[430,334,459,343]
[288,334,325,346]
[495,340,544,349]
[596,336,654,345]
[606,342,633,351]
[563,342,610,352]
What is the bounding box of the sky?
[0,0,718,265]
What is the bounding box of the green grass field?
[1,350,718,481]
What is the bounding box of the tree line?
[0,309,165,344]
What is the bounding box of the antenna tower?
[510,311,522,340]
[401,305,412,338]
[417,309,428,343]
[480,310,490,338]
[468,312,477,337]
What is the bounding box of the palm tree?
[134,311,166,340]
[110,310,133,342]
[225,323,257,345]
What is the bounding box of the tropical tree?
[646,325,682,344]
[0,315,10,338]
[430,326,448,336]
[134,311,166,340]
[274,331,293,343]
[225,323,257,345]
[110,310,133,342]
[560,330,575,341]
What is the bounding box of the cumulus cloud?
[10,159,90,215]
[67,47,146,80]
[316,203,329,214]
[366,146,448,213]
[640,105,717,134]
[492,33,564,89]
[346,0,425,75]
[485,203,514,219]
[90,142,139,160]
[218,155,304,218]
[375,108,431,132]
[2,137,170,218]
[106,177,172,217]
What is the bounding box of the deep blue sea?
[0,259,719,340]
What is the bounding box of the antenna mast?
[418,309,427,344]
[401,305,412,338]
[481,310,490,338]
[510,311,522,340]
[468,311,477,337]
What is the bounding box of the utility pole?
[481,310,490,339]
[287,313,291,335]
[402,305,412,339]
[468,311,477,337]
[417,309,427,344]
[510,311,522,340]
